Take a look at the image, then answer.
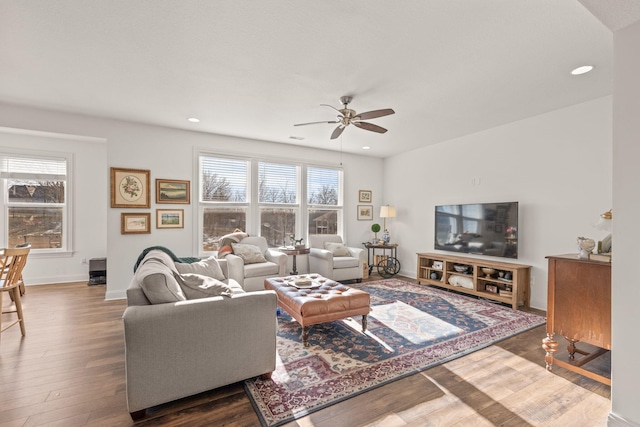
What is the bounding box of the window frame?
[0,148,73,255]
[196,151,343,256]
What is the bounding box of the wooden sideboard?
[542,254,611,385]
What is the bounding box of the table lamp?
[380,205,396,243]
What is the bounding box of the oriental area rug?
[244,278,545,427]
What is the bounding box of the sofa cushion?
[231,243,267,264]
[175,273,235,299]
[244,261,279,278]
[175,256,225,281]
[217,230,249,258]
[324,242,351,257]
[333,256,360,269]
[135,258,186,304]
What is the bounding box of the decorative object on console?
[594,209,612,255]
[481,267,496,277]
[577,237,596,259]
[453,264,469,273]
[380,204,396,243]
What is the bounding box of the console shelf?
[416,252,531,310]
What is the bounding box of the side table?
[278,246,310,275]
[363,243,400,278]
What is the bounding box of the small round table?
[278,247,310,275]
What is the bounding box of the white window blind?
[258,162,298,204]
[200,156,248,202]
[0,154,67,181]
[307,167,340,206]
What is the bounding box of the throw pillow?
[324,242,351,257]
[175,256,225,281]
[136,258,186,304]
[175,273,234,299]
[231,243,267,264]
[217,230,249,258]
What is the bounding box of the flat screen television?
[434,201,518,259]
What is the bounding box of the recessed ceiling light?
[362,146,371,150]
[571,65,594,76]
[289,136,305,140]
[187,117,200,123]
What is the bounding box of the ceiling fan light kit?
[295,96,395,139]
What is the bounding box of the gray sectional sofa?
[122,250,278,419]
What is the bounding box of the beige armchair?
[308,235,365,282]
[226,236,287,291]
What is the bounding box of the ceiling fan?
[294,96,395,140]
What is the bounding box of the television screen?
[434,201,518,259]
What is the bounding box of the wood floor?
[0,277,611,427]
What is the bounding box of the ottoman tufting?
[264,275,371,346]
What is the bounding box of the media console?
[416,252,531,310]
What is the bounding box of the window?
[198,154,343,255]
[258,162,299,247]
[200,156,249,251]
[1,152,70,252]
[307,166,342,236]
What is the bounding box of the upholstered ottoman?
[264,275,370,346]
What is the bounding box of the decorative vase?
[577,237,596,259]
[382,229,390,244]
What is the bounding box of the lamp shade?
[380,205,396,218]
[594,209,612,232]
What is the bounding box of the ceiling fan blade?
[353,121,388,134]
[330,125,346,140]
[294,120,339,127]
[320,104,342,113]
[354,108,395,121]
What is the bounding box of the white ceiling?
[1,1,637,158]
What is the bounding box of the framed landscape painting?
[156,179,190,204]
[111,167,150,208]
[121,212,151,234]
[156,209,184,229]
[357,205,373,220]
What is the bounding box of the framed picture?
[358,190,372,203]
[156,209,184,229]
[357,205,373,220]
[111,167,150,208]
[156,179,190,204]
[121,212,151,234]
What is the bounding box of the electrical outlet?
[81,258,87,264]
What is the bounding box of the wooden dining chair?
[14,243,31,298]
[0,247,30,342]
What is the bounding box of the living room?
[1,2,639,426]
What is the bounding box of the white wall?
[610,20,640,427]
[104,124,383,299]
[0,103,384,299]
[0,127,107,284]
[383,96,612,310]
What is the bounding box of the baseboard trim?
[609,413,640,427]
[27,274,88,285]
